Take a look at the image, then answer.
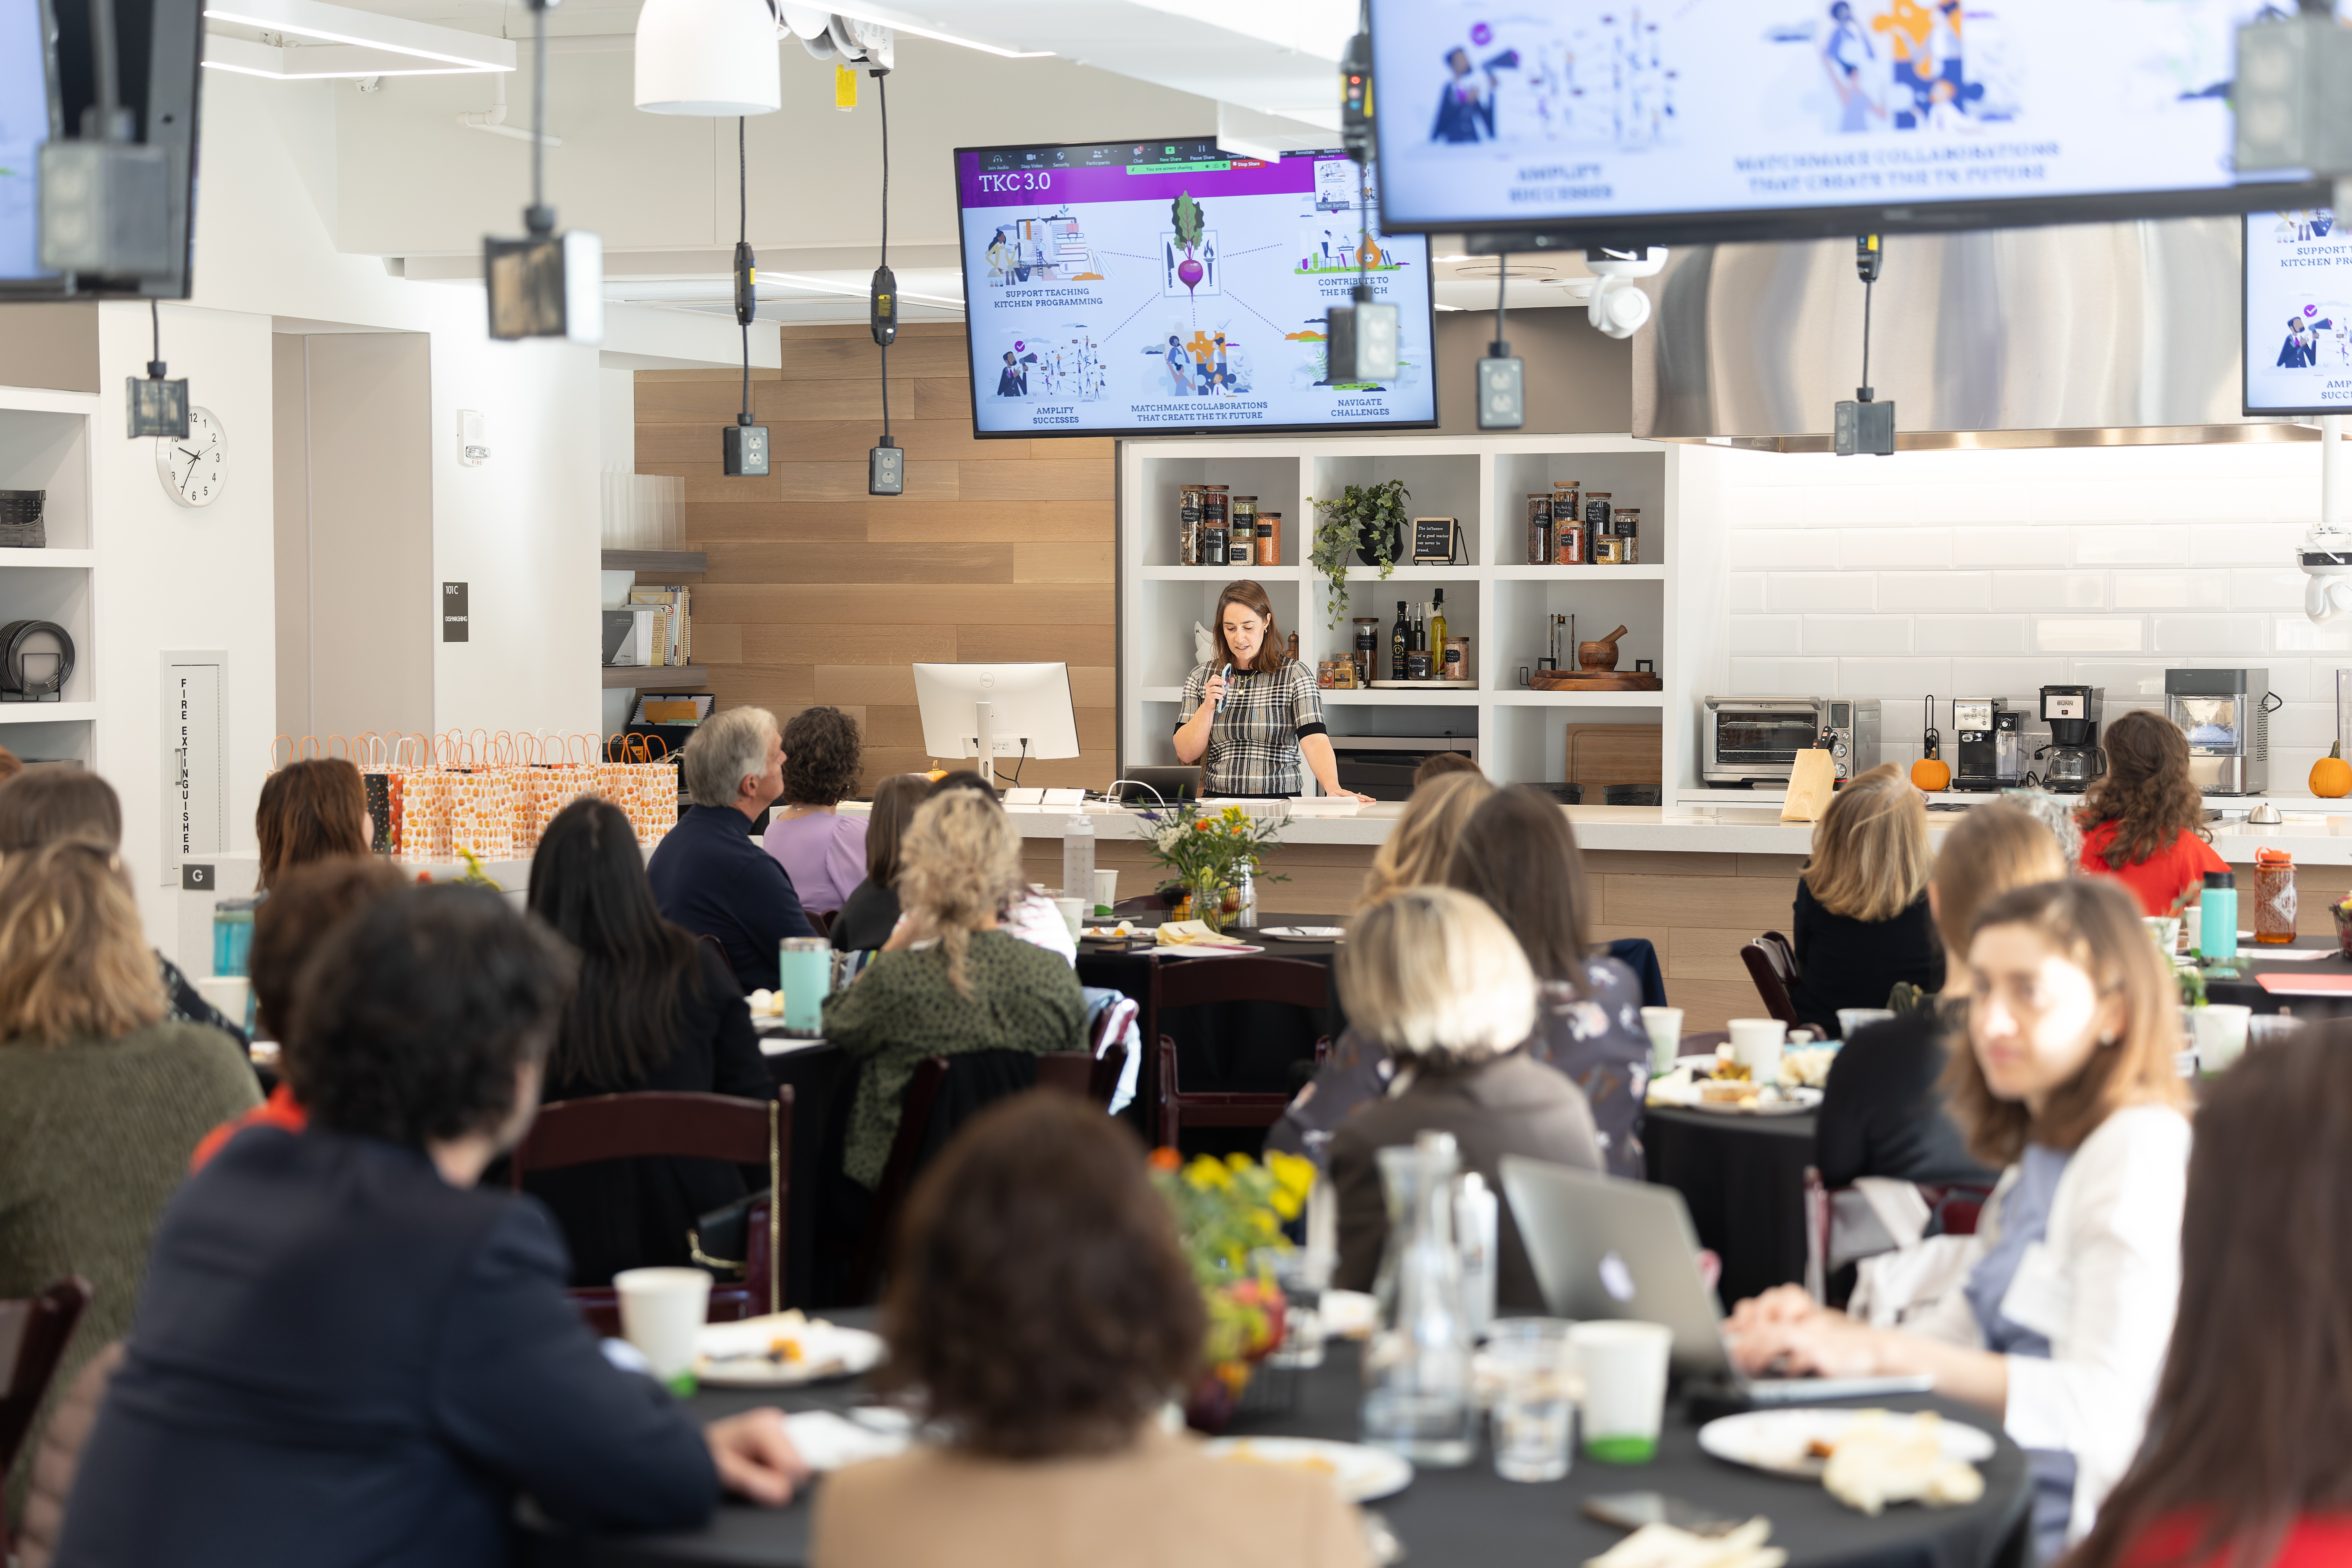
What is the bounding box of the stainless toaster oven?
[1702,697,1881,787]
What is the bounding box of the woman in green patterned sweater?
[822,788,1084,1191]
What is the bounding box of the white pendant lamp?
[634,0,781,115]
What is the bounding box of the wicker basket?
[0,492,46,551]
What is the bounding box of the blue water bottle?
[2198,871,2238,962]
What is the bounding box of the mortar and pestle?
[1577,625,1629,672]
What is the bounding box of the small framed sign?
[1411,516,1461,564]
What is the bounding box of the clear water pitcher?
[1360,1132,1476,1466]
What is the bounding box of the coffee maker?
[2038,685,2105,793]
[1951,699,2022,792]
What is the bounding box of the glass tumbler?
[1485,1318,1576,1483]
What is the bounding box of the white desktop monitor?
[912,663,1080,766]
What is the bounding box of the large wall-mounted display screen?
[953,139,1436,439]
[1368,0,2324,244]
[2245,206,2352,416]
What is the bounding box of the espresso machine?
[2038,685,2106,793]
[1951,699,2022,792]
[2163,668,2271,796]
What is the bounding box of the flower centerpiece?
[1149,1147,1316,1431]
[1140,800,1287,933]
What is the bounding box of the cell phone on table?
[1582,1493,1743,1537]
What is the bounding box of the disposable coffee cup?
[196,975,253,1035]
[1639,1007,1684,1074]
[1053,897,1086,938]
[1727,1018,1787,1080]
[1570,1319,1673,1464]
[1093,868,1119,914]
[613,1267,712,1395]
[2193,1003,2252,1074]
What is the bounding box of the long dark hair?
[1446,784,1592,989]
[2079,708,2209,872]
[2065,1031,2352,1568]
[526,796,704,1091]
[864,773,931,887]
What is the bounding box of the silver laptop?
[1500,1155,1931,1406]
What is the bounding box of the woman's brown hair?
[1802,763,1931,923]
[1210,579,1289,675]
[2079,708,2209,873]
[879,1093,1203,1459]
[0,840,165,1045]
[0,767,122,852]
[780,704,863,808]
[256,759,371,891]
[1929,800,2069,957]
[2067,1030,2352,1568]
[1446,784,1592,989]
[1358,770,1494,909]
[1941,877,2189,1167]
[250,857,412,1042]
[862,773,932,887]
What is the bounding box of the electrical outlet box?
[457,409,488,466]
[723,423,770,476]
[1325,300,1399,383]
[869,441,904,496]
[484,229,605,344]
[127,376,190,439]
[1476,355,1524,430]
[1834,398,1896,456]
[39,141,172,277]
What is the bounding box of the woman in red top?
[2076,709,2229,917]
[2066,1031,2352,1568]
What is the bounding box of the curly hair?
[2078,708,2208,872]
[895,789,1022,999]
[780,705,864,808]
[878,1093,1203,1459]
[250,857,412,1044]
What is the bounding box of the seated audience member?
[1727,878,2192,1560]
[0,841,260,1517]
[2076,709,2230,917]
[1356,769,1493,909]
[52,888,804,1568]
[822,789,1085,1195]
[1786,764,1943,1037]
[1816,802,2062,1190]
[256,757,374,890]
[926,771,1073,965]
[1327,888,1602,1311]
[191,857,414,1169]
[2065,1030,2352,1568]
[525,795,771,1285]
[0,744,22,784]
[762,705,868,917]
[648,705,817,993]
[812,1093,1368,1568]
[0,768,243,1042]
[829,773,929,953]
[1411,750,1481,789]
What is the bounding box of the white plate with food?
[1201,1437,1414,1502]
[1697,1408,1995,1479]
[1258,926,1347,942]
[1687,1083,1822,1116]
[696,1312,886,1388]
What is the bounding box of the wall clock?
[157,407,227,508]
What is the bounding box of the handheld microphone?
[1215,662,1233,713]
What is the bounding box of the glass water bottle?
[1361,1132,1476,1467]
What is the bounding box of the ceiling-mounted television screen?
[953,139,1436,439]
[1367,0,2327,246]
[2245,205,2352,416]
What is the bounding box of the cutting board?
[1563,724,1662,788]
[1782,749,1839,822]
[1530,671,1663,691]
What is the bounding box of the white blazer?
[1900,1103,2192,1547]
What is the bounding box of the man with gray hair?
[646,705,817,992]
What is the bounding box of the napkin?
[1585,1519,1784,1568]
[784,1410,912,1472]
[1155,920,1254,949]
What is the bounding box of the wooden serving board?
[1529,670,1662,691]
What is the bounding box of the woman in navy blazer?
[54,887,806,1568]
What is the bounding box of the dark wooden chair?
[1803,1167,1997,1305]
[846,1054,949,1305]
[805,909,835,938]
[1036,1042,1129,1109]
[0,1275,92,1519]
[508,1087,790,1334]
[1152,955,1330,1146]
[1740,930,1803,1028]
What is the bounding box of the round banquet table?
[517,1330,2030,1568]
[1644,1105,1817,1310]
[2200,933,2352,1024]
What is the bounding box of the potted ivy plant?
[1309,478,1410,629]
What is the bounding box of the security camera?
[2301,525,2352,623]
[1584,246,1664,340]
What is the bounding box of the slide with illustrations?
[2246,207,2352,414]
[1369,0,2288,231]
[955,142,1434,436]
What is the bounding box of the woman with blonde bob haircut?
[0,841,258,1513]
[1787,763,1942,1037]
[1356,770,1494,909]
[1327,888,1602,1310]
[1729,877,2192,1561]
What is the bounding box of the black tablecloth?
[1646,1106,1817,1310]
[2201,934,2352,1022]
[518,1334,2029,1568]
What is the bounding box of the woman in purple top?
[761,706,868,915]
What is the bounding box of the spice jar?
[1258,511,1281,566]
[1179,485,1205,566]
[1229,495,1258,568]
[1442,636,1469,681]
[1352,617,1381,685]
[1526,495,1553,565]
[1613,506,1640,565]
[1201,486,1229,567]
[2255,847,2298,946]
[1556,508,1584,565]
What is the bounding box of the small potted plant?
[1140,800,1287,934]
[1309,478,1410,629]
[1149,1147,1316,1432]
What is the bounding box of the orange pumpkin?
[2313,741,2352,799]
[1911,757,1951,792]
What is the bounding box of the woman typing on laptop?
[1725,878,2190,1563]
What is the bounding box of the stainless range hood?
[1630,216,2319,452]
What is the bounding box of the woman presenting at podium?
[1173,580,1373,802]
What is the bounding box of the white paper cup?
[1093,868,1119,911]
[1727,1018,1787,1080]
[1639,1007,1684,1074]
[2144,916,2182,957]
[195,975,252,1033]
[1570,1319,1673,1464]
[1836,1007,1895,1042]
[2193,1004,2253,1074]
[1053,897,1086,938]
[613,1267,711,1392]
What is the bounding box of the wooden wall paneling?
[636,322,1115,791]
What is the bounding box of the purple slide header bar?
[955,149,1321,210]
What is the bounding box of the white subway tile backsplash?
[2272,617,2352,653]
[1916,615,2030,655]
[1840,528,1952,569]
[2035,616,2145,652]
[2029,480,2157,525]
[2112,572,2228,610]
[1953,525,2063,566]
[1949,657,2054,698]
[1730,530,1839,571]
[1835,658,1954,700]
[2270,704,2339,748]
[1991,572,2106,611]
[2230,568,2306,611]
[2063,661,2169,699]
[1726,657,1839,692]
[1730,572,1767,612]
[1730,615,1805,655]
[2189,521,2303,566]
[1803,616,1913,655]
[1765,572,1865,612]
[1879,572,1991,612]
[2072,524,2188,565]
[2152,615,2263,654]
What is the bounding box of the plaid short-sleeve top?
[1177,658,1328,797]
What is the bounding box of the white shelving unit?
[1117,434,1733,793]
[0,386,99,766]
